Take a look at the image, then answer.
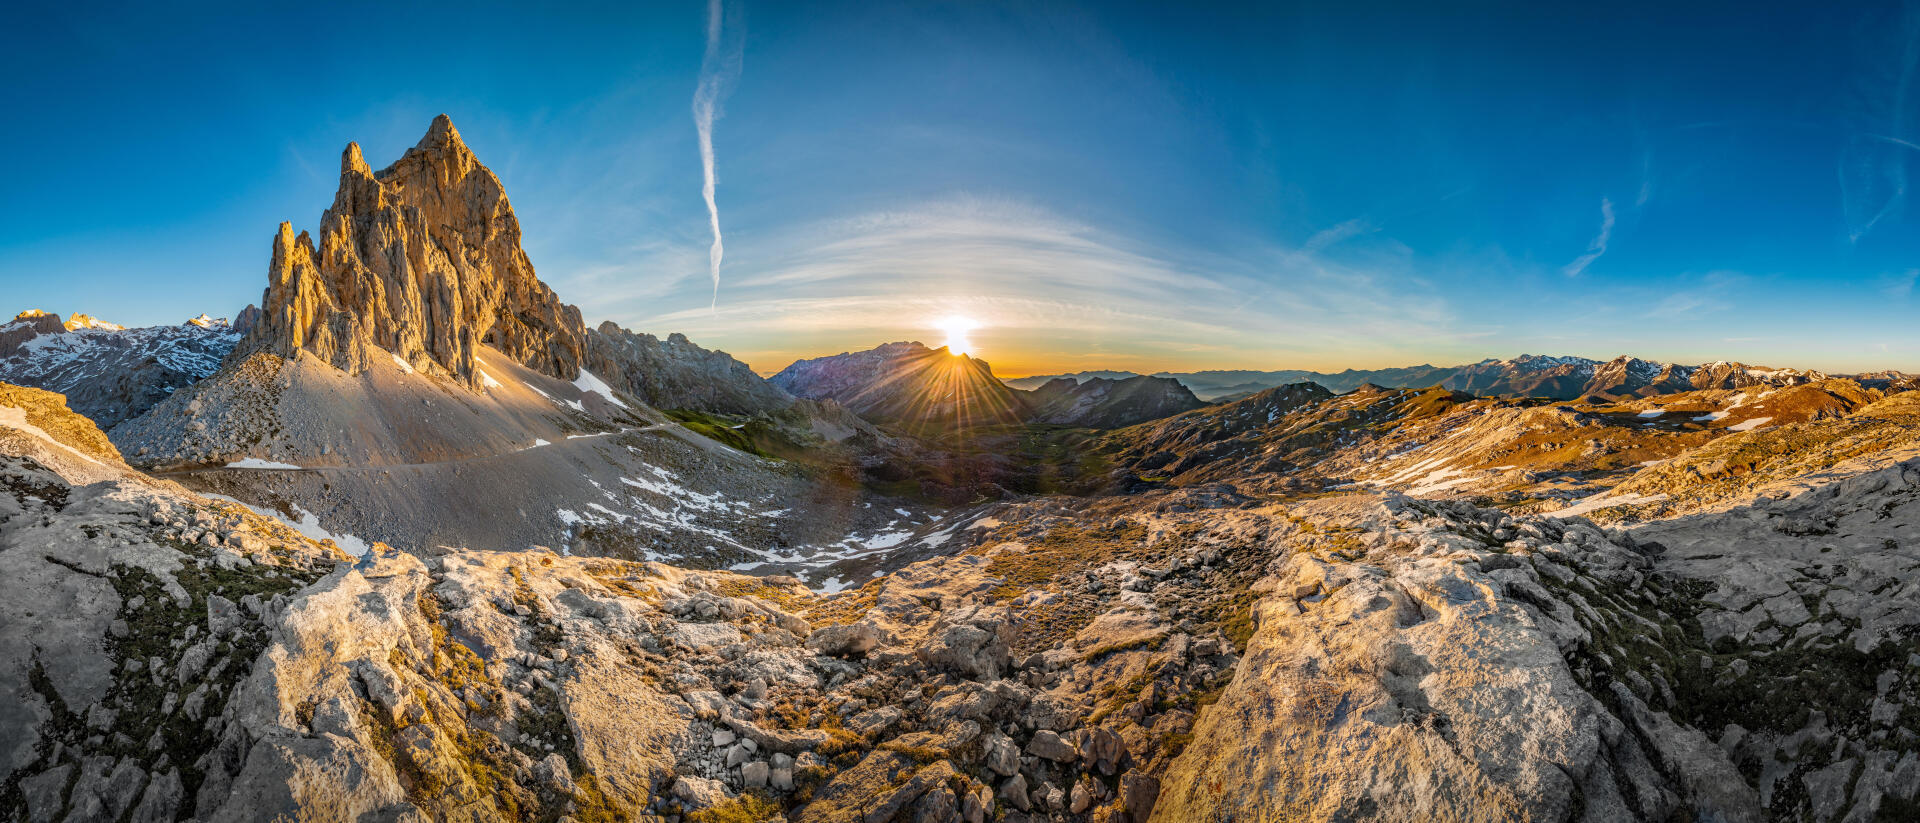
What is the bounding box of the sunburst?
[936,315,979,356]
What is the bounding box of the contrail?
[693,0,740,312]
[1562,197,1614,278]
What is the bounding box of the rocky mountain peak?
[62,313,123,331]
[1,310,66,357]
[231,303,261,337]
[341,140,371,177]
[247,115,586,387]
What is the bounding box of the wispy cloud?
[1648,270,1744,318]
[1561,197,1615,277]
[628,196,1468,373]
[692,0,742,311]
[1302,217,1377,253]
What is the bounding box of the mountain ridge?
[1007,353,1834,401]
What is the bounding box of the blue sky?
[3,0,1917,375]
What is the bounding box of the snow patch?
[1548,492,1668,518]
[1728,416,1773,432]
[0,405,106,466]
[572,369,630,409]
[225,458,303,470]
[205,494,370,556]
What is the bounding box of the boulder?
[807,622,884,658]
[1027,729,1078,762]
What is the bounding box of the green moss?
[0,548,323,817]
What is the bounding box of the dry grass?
[977,520,1153,599]
[802,585,881,627]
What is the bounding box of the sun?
[936,315,979,356]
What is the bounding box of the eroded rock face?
[249,115,586,387]
[584,322,794,416]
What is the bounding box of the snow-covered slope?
[0,311,243,431]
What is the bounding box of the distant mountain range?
[769,341,1203,431]
[1006,353,1839,402]
[0,309,246,430]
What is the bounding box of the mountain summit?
[250,114,586,387]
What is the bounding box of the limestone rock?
[807,622,884,658]
[1026,729,1077,762]
[249,115,587,388]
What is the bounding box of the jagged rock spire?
[248,114,586,386]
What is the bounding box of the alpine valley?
[4,116,1919,823]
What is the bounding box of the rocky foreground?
[4,383,1917,822]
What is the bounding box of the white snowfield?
[1728,416,1773,432]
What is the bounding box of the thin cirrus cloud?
[692,0,742,311]
[1301,217,1379,254]
[1561,197,1615,278]
[629,197,1468,374]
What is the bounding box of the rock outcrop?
[248,115,586,388]
[0,384,347,821]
